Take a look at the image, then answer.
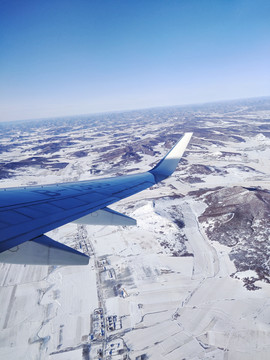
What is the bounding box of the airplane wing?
[0,132,193,265]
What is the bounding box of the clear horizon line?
[1,94,270,124]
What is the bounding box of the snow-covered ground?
[1,99,270,359]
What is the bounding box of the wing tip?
[150,132,193,181]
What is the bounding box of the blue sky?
[1,0,270,121]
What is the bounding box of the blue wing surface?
[0,132,192,265]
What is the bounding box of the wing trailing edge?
[0,235,89,265]
[73,207,137,226]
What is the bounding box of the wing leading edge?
[0,132,193,265]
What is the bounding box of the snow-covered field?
[1,98,270,359]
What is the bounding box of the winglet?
[150,132,193,182]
